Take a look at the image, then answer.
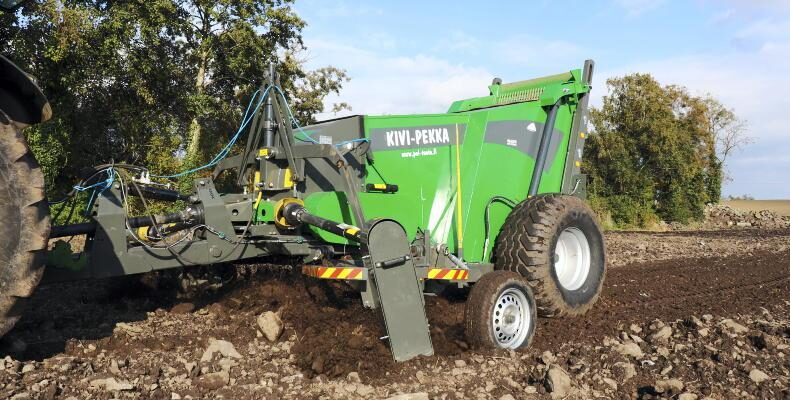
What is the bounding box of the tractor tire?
[495,194,605,318]
[464,270,536,350]
[0,112,49,337]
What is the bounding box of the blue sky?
[294,0,790,199]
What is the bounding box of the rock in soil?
[654,378,684,394]
[200,338,243,362]
[385,393,429,400]
[720,318,749,334]
[749,368,770,384]
[613,362,637,381]
[196,370,230,390]
[546,365,572,399]
[257,311,283,342]
[648,325,672,343]
[90,377,134,391]
[615,342,644,358]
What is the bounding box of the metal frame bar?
[561,59,595,196]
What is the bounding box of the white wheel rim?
[492,288,531,349]
[554,227,592,291]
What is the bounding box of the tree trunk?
[186,48,207,166]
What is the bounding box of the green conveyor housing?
[268,61,593,264]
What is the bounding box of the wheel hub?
[492,288,531,349]
[503,308,517,324]
[554,227,592,291]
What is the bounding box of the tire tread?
[495,194,605,317]
[0,116,50,336]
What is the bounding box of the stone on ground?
[257,311,284,342]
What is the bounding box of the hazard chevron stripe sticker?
[301,265,365,280]
[426,268,469,280]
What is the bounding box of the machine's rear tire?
[0,113,49,337]
[494,194,605,317]
[464,271,536,350]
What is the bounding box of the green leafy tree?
[583,74,735,227]
[1,0,348,214]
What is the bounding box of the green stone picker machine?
[1,44,605,361]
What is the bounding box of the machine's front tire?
[495,194,605,317]
[464,271,536,350]
[0,113,49,337]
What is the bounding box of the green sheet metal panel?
[303,101,574,263]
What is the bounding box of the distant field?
[724,200,790,216]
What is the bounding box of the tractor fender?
[0,55,51,129]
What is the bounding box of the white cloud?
[493,35,584,69]
[302,38,493,117]
[613,0,667,16]
[709,8,735,24]
[721,0,790,13]
[434,31,482,53]
[735,18,790,46]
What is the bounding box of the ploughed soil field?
[0,228,788,400]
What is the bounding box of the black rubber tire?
[494,194,605,317]
[464,270,537,350]
[0,112,50,337]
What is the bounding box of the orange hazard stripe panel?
[301,266,365,280]
[426,268,469,281]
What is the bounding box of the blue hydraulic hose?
[152,86,272,178]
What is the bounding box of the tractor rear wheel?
[0,113,49,337]
[495,194,605,317]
